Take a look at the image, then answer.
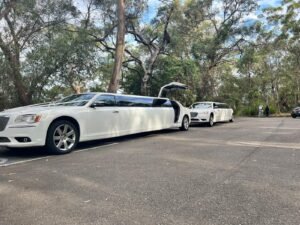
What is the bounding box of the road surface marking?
[75,143,118,153]
[0,158,8,165]
[0,143,119,167]
[0,156,49,167]
[260,127,300,130]
[229,141,300,149]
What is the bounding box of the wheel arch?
[184,114,190,122]
[47,116,81,140]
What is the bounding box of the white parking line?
[75,143,118,153]
[0,143,119,167]
[260,127,300,130]
[0,156,49,167]
[228,141,300,149]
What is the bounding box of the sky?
[142,0,283,23]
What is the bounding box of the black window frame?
[92,94,116,107]
[116,96,153,107]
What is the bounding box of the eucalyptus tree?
[259,0,300,109]
[125,0,177,95]
[108,0,125,93]
[0,0,77,105]
[90,0,147,92]
[191,0,257,100]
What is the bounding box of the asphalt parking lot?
[0,117,299,225]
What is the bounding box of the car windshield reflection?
[53,94,96,106]
[192,103,212,109]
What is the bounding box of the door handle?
[113,111,119,113]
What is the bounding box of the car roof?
[193,101,227,104]
[81,92,170,100]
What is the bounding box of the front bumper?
[190,114,210,123]
[0,124,47,148]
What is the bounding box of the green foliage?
[0,0,299,117]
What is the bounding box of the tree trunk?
[141,72,150,96]
[0,41,31,105]
[199,68,214,100]
[140,48,159,96]
[108,0,125,93]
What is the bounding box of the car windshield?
[192,103,212,109]
[54,94,96,106]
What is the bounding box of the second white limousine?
[0,93,191,154]
[190,102,233,127]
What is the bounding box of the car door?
[213,103,221,122]
[87,94,119,139]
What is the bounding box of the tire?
[291,114,297,118]
[229,115,234,122]
[180,116,190,131]
[46,120,79,154]
[208,114,214,127]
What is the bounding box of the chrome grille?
[190,112,198,118]
[0,116,9,131]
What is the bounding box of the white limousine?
[190,102,233,127]
[0,93,191,154]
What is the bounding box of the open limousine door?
[158,82,190,130]
[158,82,188,98]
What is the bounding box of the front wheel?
[208,114,214,127]
[180,116,190,131]
[229,115,234,122]
[46,120,79,154]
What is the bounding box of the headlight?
[15,114,42,124]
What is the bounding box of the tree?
[108,0,125,93]
[0,0,77,105]
[191,0,257,99]
[125,0,176,95]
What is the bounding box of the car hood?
[0,105,83,116]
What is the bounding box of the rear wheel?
[208,114,214,127]
[292,114,297,118]
[46,120,79,154]
[180,116,189,131]
[229,115,234,122]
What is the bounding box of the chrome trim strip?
[8,125,37,128]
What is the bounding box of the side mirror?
[91,100,105,108]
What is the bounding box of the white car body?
[190,102,233,126]
[0,92,190,153]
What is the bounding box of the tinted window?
[94,95,116,106]
[214,103,229,109]
[192,103,212,109]
[55,94,96,106]
[116,96,153,107]
[153,98,172,107]
[213,103,219,109]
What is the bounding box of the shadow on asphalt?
[0,128,180,159]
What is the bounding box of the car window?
[153,98,172,107]
[55,94,96,106]
[94,95,116,107]
[192,103,212,109]
[116,96,153,107]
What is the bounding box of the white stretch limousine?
[190,102,233,127]
[0,93,191,154]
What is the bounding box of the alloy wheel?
[53,124,76,151]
